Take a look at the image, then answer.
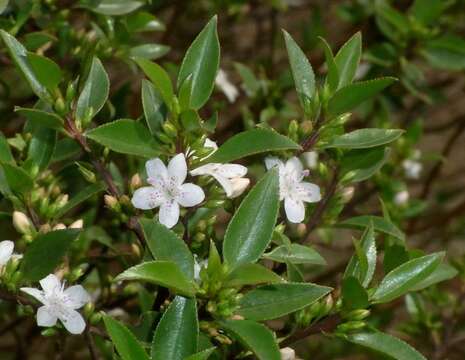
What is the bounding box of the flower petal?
[210,173,233,197]
[265,157,283,171]
[0,240,14,266]
[63,285,91,309]
[131,186,164,210]
[168,153,187,184]
[229,177,250,198]
[20,287,46,303]
[295,182,321,203]
[159,201,180,229]
[216,164,248,178]
[177,183,205,207]
[146,158,168,181]
[284,197,305,223]
[59,309,86,335]
[204,138,218,150]
[40,274,61,294]
[190,163,216,176]
[37,306,58,327]
[285,157,304,178]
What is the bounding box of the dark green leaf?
[25,126,56,172]
[225,263,284,287]
[86,0,144,16]
[263,244,326,265]
[383,244,409,274]
[55,182,106,218]
[422,35,465,71]
[334,32,361,88]
[0,163,33,195]
[0,133,15,164]
[184,348,216,360]
[136,58,173,107]
[410,0,448,26]
[27,53,62,91]
[341,147,390,183]
[323,128,403,149]
[319,36,339,93]
[337,215,405,241]
[410,263,458,291]
[342,276,369,310]
[141,80,167,136]
[15,107,64,130]
[129,44,170,60]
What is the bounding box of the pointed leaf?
[263,244,326,265]
[337,215,405,241]
[141,79,167,136]
[323,128,403,149]
[136,58,173,107]
[334,32,362,88]
[15,107,64,130]
[225,263,284,287]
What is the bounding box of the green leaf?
[136,58,174,107]
[125,12,165,33]
[410,0,448,26]
[338,215,405,241]
[327,78,396,117]
[178,16,220,109]
[129,44,170,60]
[345,332,426,360]
[205,129,300,164]
[0,30,52,102]
[151,296,198,360]
[15,107,64,130]
[76,57,110,121]
[283,30,315,111]
[0,133,15,164]
[86,119,161,158]
[237,283,332,321]
[372,252,444,303]
[334,32,361,88]
[21,229,80,281]
[410,263,458,292]
[140,218,195,279]
[219,320,280,360]
[234,63,260,97]
[0,0,8,14]
[115,261,196,297]
[184,348,216,360]
[27,53,62,91]
[422,35,465,71]
[383,245,409,274]
[86,0,144,16]
[344,224,376,287]
[323,128,403,149]
[342,276,369,310]
[341,147,389,183]
[54,182,106,218]
[25,126,56,172]
[103,316,149,360]
[225,263,284,287]
[263,244,326,265]
[141,80,167,136]
[0,163,33,195]
[318,36,339,93]
[223,170,280,270]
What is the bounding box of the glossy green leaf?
[219,320,280,360]
[327,78,396,117]
[383,245,410,274]
[223,170,279,270]
[25,126,56,172]
[372,252,444,303]
[140,218,195,279]
[136,58,173,106]
[237,283,332,320]
[86,119,161,158]
[15,107,64,130]
[205,129,300,164]
[87,0,143,16]
[263,244,326,265]
[323,128,403,149]
[0,30,52,102]
[342,276,369,310]
[283,30,315,111]
[21,229,80,281]
[125,12,165,33]
[0,133,15,164]
[27,53,62,91]
[129,44,169,60]
[103,316,149,360]
[141,80,167,136]
[338,215,405,241]
[319,36,339,92]
[115,260,196,297]
[55,182,106,218]
[334,32,361,88]
[178,16,220,109]
[345,332,426,360]
[341,147,389,183]
[152,296,198,360]
[184,348,216,360]
[225,263,284,287]
[410,263,458,291]
[76,57,109,121]
[0,163,33,195]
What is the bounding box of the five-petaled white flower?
[131,154,205,228]
[265,157,321,223]
[0,240,21,267]
[21,274,90,334]
[191,163,250,199]
[215,69,239,103]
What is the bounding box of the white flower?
[280,347,296,360]
[204,138,218,151]
[0,240,21,267]
[265,157,321,223]
[21,274,90,334]
[193,255,208,282]
[302,151,318,170]
[131,154,205,228]
[215,69,239,103]
[191,163,249,199]
[402,159,422,179]
[394,190,409,205]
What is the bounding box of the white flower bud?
[394,190,409,205]
[13,211,33,235]
[280,347,296,360]
[69,219,84,229]
[53,223,67,230]
[341,187,355,203]
[302,151,318,170]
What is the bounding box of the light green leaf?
[323,128,403,149]
[345,332,426,360]
[129,44,170,60]
[86,119,161,158]
[219,320,280,360]
[141,80,167,136]
[410,263,458,292]
[0,133,15,164]
[225,263,284,287]
[204,129,300,164]
[15,107,64,130]
[0,163,33,195]
[151,296,198,360]
[87,0,144,16]
[237,283,332,320]
[0,0,8,14]
[263,244,326,265]
[21,229,81,281]
[115,261,196,297]
[54,182,106,218]
[178,16,220,109]
[223,170,279,270]
[422,35,465,71]
[140,218,195,279]
[410,0,448,26]
[125,12,165,33]
[372,252,444,303]
[136,58,173,107]
[103,316,149,360]
[283,30,315,111]
[337,215,405,241]
[76,57,110,121]
[334,32,361,88]
[327,78,397,117]
[27,53,62,91]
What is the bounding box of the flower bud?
[341,187,355,203]
[280,347,296,360]
[13,212,33,235]
[69,219,84,229]
[104,195,119,209]
[130,174,142,189]
[296,223,307,237]
[53,223,67,230]
[229,178,250,198]
[346,309,370,321]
